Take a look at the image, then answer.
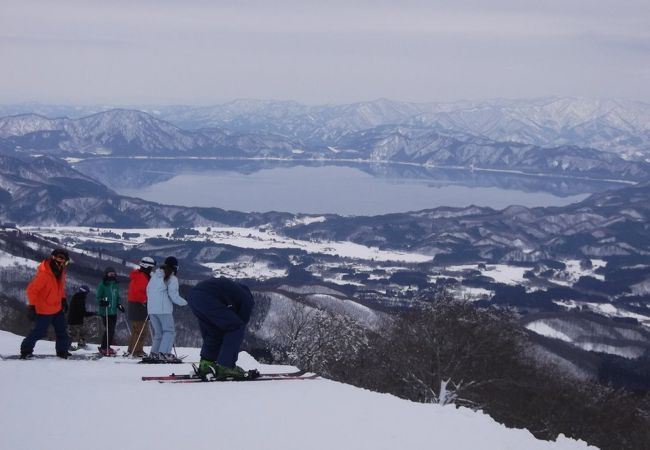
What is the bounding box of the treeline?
[256,293,650,450]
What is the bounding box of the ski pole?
[104,301,109,354]
[123,314,131,335]
[132,315,149,356]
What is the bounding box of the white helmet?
[139,256,156,269]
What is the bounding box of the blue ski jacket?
[146,268,187,315]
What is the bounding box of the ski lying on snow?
[167,373,319,383]
[142,369,317,383]
[157,373,319,383]
[1,353,103,361]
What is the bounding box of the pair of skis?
[141,369,318,383]
[1,353,103,361]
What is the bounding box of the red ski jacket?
[127,269,150,303]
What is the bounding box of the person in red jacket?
[20,248,71,359]
[125,256,156,357]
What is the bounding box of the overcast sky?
[1,0,649,105]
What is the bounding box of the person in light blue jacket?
[146,256,187,362]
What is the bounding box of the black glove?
[27,305,36,322]
[61,298,68,314]
[99,299,109,307]
[117,304,125,313]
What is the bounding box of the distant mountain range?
[2,98,650,183]
[1,97,649,159]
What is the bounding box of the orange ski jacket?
[26,259,66,315]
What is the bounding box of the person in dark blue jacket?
[187,276,255,380]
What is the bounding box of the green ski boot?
[215,364,248,380]
[195,359,219,381]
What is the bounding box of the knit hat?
[51,248,70,261]
[164,256,178,270]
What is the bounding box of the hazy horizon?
[2,0,649,105]
[2,95,650,110]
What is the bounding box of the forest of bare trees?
[259,292,650,450]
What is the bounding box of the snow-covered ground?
[447,263,530,286]
[23,226,433,263]
[0,249,39,269]
[0,331,596,450]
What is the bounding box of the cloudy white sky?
[1,0,649,105]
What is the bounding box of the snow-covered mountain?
[0,110,206,154]
[0,330,596,450]
[2,107,649,182]
[0,154,294,227]
[410,97,650,159]
[150,97,650,159]
[2,96,650,159]
[2,153,649,263]
[143,97,650,157]
[334,125,650,181]
[0,110,298,156]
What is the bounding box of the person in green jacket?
[96,267,124,356]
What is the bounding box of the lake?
[73,158,621,216]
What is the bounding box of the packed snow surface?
[0,331,596,450]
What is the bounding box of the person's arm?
[96,284,108,309]
[112,284,120,308]
[115,285,125,312]
[167,276,187,306]
[26,272,46,307]
[237,285,254,324]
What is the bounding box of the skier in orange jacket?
[20,248,71,359]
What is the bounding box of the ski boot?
[98,347,116,357]
[194,359,219,381]
[216,365,248,380]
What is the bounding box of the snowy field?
[0,331,596,450]
[24,226,433,263]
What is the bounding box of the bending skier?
[186,276,255,380]
[20,248,72,359]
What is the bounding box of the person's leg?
[190,300,244,367]
[107,315,117,347]
[187,299,224,361]
[129,320,145,354]
[99,314,109,350]
[52,310,70,354]
[78,322,88,347]
[149,315,163,354]
[217,325,245,367]
[68,324,80,347]
[20,314,53,354]
[158,315,176,355]
[198,314,223,361]
[126,321,135,353]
